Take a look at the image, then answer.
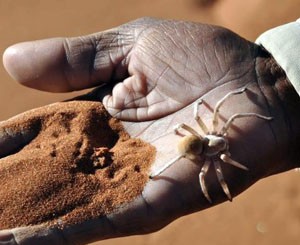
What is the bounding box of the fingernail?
[0,230,15,244]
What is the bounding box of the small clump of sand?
[0,101,155,229]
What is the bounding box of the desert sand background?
[1,0,300,244]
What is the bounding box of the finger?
[0,187,174,245]
[0,114,41,158]
[0,226,67,245]
[0,196,158,245]
[73,75,171,121]
[102,75,179,121]
[0,219,114,245]
[2,28,134,92]
[0,230,16,244]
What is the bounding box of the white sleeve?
[256,19,300,96]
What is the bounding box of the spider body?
[178,134,227,160]
[202,134,228,157]
[150,85,273,203]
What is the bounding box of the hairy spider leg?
[220,113,273,135]
[193,99,209,134]
[174,123,202,138]
[212,86,248,133]
[199,159,212,203]
[220,153,249,171]
[213,158,232,201]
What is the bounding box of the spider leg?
[212,158,232,201]
[212,85,248,133]
[220,113,273,135]
[193,99,209,134]
[220,154,249,171]
[149,155,183,178]
[199,159,212,203]
[174,123,201,138]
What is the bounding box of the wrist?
[255,46,300,171]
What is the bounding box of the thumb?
[2,27,134,93]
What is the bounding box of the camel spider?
[149,85,273,203]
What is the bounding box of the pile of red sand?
[0,101,155,229]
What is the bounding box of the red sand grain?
[0,101,156,229]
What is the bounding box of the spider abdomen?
[178,135,203,160]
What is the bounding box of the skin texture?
[1,18,300,245]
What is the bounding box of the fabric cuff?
[255,19,300,96]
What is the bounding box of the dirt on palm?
[0,101,156,229]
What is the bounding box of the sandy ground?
[0,0,300,244]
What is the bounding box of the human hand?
[2,18,300,245]
[2,17,269,121]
